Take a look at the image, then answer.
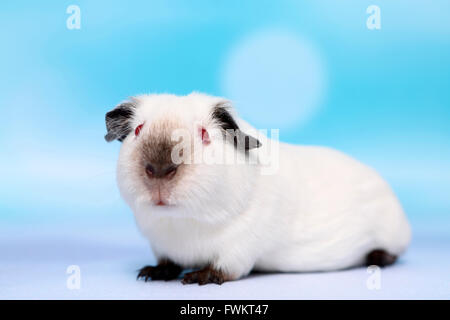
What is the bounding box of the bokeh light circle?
[222,30,326,129]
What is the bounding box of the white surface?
[0,223,449,300]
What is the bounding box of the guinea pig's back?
[256,144,411,271]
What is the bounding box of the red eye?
[200,127,210,145]
[135,124,144,136]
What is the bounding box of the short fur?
[105,92,411,284]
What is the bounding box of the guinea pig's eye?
[199,126,210,145]
[135,124,144,137]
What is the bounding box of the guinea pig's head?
[105,93,261,223]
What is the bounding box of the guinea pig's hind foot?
[366,249,397,267]
[181,266,228,285]
[137,259,183,281]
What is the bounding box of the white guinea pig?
[105,92,411,285]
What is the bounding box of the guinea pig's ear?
[104,101,136,142]
[211,102,261,150]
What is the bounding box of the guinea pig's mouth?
[143,182,175,207]
[152,199,176,207]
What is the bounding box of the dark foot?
[182,266,227,285]
[137,259,182,281]
[366,249,397,267]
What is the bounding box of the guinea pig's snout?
[145,163,178,180]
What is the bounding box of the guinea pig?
[104,92,411,285]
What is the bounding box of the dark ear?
[211,102,261,150]
[104,101,136,142]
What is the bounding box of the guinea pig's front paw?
[181,266,229,285]
[137,260,182,281]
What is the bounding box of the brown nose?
[145,164,178,180]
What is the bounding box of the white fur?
[115,92,411,280]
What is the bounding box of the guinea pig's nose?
[145,164,155,178]
[145,163,178,180]
[163,165,178,180]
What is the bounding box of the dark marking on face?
[139,122,180,179]
[211,103,262,151]
[104,101,136,142]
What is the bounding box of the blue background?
[0,1,449,255]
